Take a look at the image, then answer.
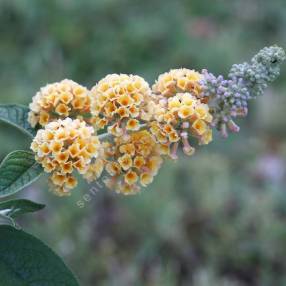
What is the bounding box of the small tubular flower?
[152,68,203,98]
[90,74,154,135]
[150,92,213,158]
[28,79,91,128]
[82,158,105,183]
[101,130,164,195]
[31,118,101,196]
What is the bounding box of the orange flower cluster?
[90,74,154,136]
[28,79,91,127]
[101,130,163,195]
[150,92,213,159]
[31,118,101,196]
[152,68,203,98]
[29,70,214,196]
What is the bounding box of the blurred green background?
[1,0,286,285]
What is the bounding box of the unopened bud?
[180,132,195,156]
[227,120,240,133]
[182,122,190,129]
[170,142,179,160]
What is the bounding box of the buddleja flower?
[150,93,213,159]
[90,74,155,136]
[31,118,101,196]
[101,130,163,195]
[200,46,286,137]
[82,158,105,183]
[28,79,91,128]
[152,68,203,98]
[24,45,285,197]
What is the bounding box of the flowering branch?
[0,46,284,197]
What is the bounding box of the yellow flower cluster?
[28,79,91,128]
[150,92,213,158]
[31,118,101,196]
[28,71,215,196]
[102,130,163,195]
[90,74,154,136]
[152,68,203,98]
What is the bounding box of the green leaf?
[0,104,36,137]
[0,214,15,227]
[0,199,45,219]
[0,151,43,198]
[0,225,79,286]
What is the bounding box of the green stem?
[98,132,111,141]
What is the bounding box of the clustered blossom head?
[150,92,213,159]
[31,118,101,196]
[28,79,91,128]
[90,74,154,136]
[101,130,164,195]
[152,68,203,98]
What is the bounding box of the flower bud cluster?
[200,46,286,137]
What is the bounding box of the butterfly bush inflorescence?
[29,46,285,196]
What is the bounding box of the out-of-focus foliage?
[0,0,286,285]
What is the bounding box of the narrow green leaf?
[0,151,43,198]
[0,104,36,137]
[0,199,45,218]
[0,225,79,286]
